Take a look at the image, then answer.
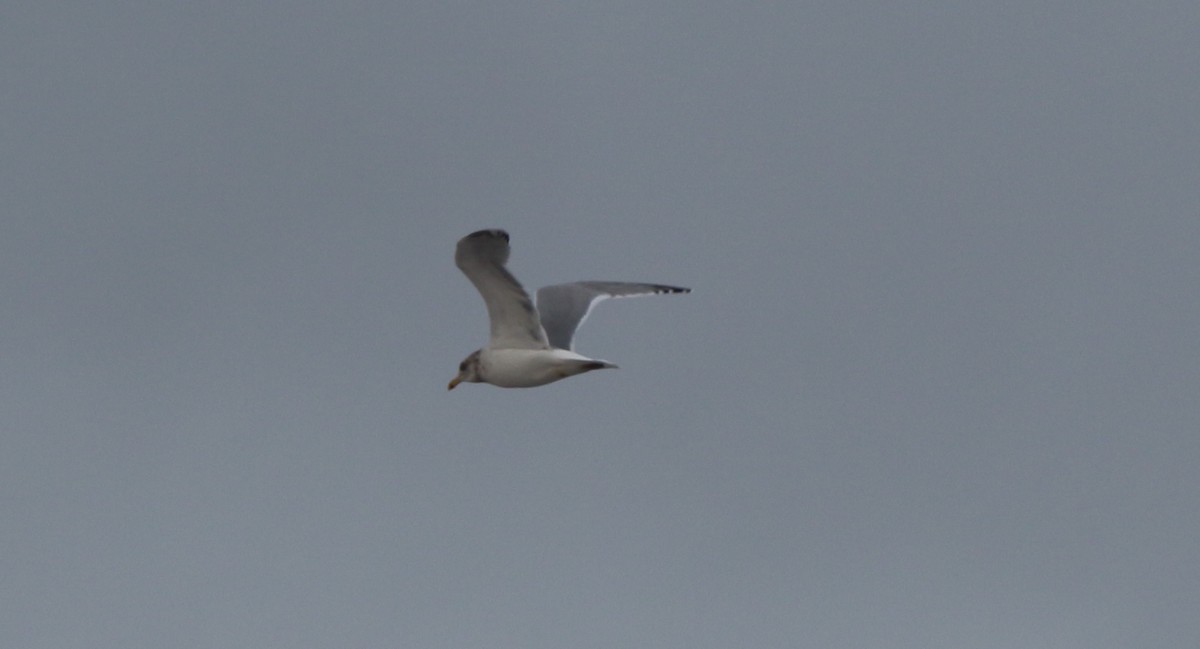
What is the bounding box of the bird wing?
[535,281,690,351]
[454,229,549,350]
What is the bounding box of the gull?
[448,229,689,389]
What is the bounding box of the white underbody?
[480,347,615,387]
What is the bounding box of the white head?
[447,349,483,390]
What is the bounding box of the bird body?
[468,348,616,389]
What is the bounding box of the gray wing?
[535,281,690,351]
[454,229,549,349]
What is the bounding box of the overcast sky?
[3,2,1198,648]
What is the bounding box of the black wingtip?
[657,285,691,294]
[465,229,509,242]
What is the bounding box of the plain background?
[3,2,1198,648]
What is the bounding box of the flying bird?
[448,229,689,389]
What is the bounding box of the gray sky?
[3,2,1198,648]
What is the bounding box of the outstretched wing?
[454,229,549,349]
[535,281,690,351]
